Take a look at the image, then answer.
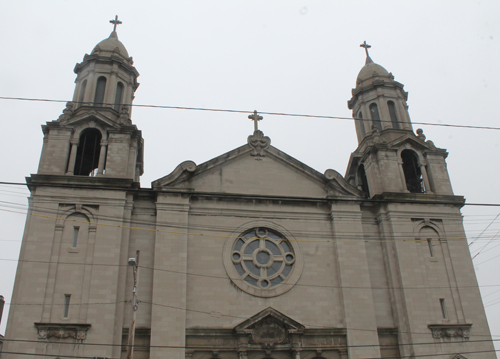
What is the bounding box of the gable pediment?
[152,143,362,198]
[234,307,304,346]
[387,133,434,151]
[64,112,121,129]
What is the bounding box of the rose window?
[231,228,295,290]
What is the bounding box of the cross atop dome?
[360,40,373,64]
[109,15,122,38]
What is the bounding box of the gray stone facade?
[3,34,496,359]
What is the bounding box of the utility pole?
[127,250,140,359]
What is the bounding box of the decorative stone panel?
[428,324,471,340]
[35,323,91,341]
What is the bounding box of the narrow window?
[94,76,107,107]
[401,150,423,193]
[63,294,71,318]
[73,227,80,248]
[78,79,87,105]
[439,298,446,319]
[388,101,399,129]
[357,164,369,197]
[358,111,365,137]
[427,238,434,257]
[114,82,124,111]
[74,129,102,176]
[369,103,382,131]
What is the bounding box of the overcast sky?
[1,0,499,349]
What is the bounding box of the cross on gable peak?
[249,110,263,132]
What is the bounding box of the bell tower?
[345,42,453,198]
[36,16,143,182]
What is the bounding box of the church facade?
[3,26,496,359]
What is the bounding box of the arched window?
[94,76,107,107]
[419,226,439,257]
[358,111,365,137]
[64,213,90,248]
[78,79,87,105]
[388,101,399,129]
[114,82,124,111]
[357,164,369,197]
[369,103,382,131]
[74,129,102,176]
[401,150,423,193]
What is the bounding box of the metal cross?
[360,40,371,57]
[249,110,263,131]
[110,15,122,32]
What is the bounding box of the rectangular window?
[64,294,71,318]
[427,238,434,257]
[73,227,79,248]
[440,298,446,319]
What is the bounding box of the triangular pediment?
[63,112,121,129]
[152,142,362,198]
[234,307,305,333]
[387,133,435,150]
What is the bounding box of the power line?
[2,336,499,350]
[0,206,481,246]
[1,96,500,131]
[1,258,499,291]
[2,343,500,359]
[1,180,500,208]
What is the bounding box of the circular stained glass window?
[225,227,301,297]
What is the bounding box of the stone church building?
[3,25,496,359]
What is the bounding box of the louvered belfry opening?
[74,129,102,176]
[401,149,423,193]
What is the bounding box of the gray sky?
[1,0,499,349]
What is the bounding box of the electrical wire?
[4,178,500,207]
[0,198,483,244]
[1,336,499,350]
[1,96,500,131]
[469,212,500,248]
[0,205,480,246]
[1,258,499,291]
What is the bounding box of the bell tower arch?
[36,17,143,182]
[348,41,412,144]
[345,42,453,197]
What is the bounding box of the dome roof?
[92,32,129,59]
[356,60,390,83]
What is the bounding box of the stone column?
[150,194,190,359]
[420,164,431,193]
[105,70,118,109]
[41,222,64,321]
[79,223,97,322]
[66,140,79,175]
[397,160,407,191]
[97,140,108,176]
[331,202,381,359]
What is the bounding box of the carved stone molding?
[251,316,287,347]
[58,102,74,122]
[428,324,471,340]
[35,323,91,341]
[450,355,468,359]
[248,130,270,157]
